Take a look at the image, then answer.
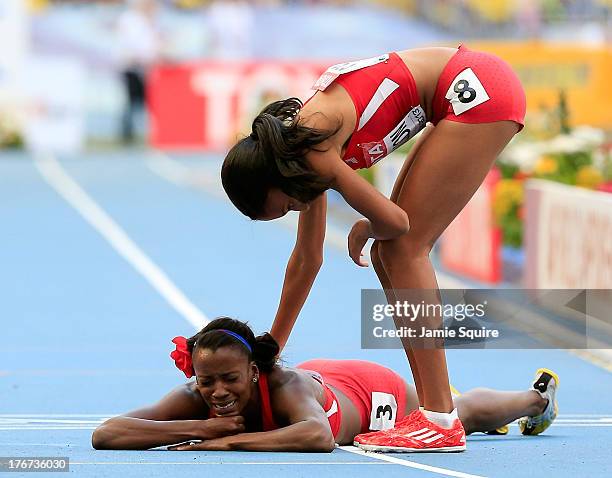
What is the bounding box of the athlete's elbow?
[292,251,324,274]
[305,425,335,452]
[318,433,336,452]
[91,425,112,450]
[92,419,129,450]
[383,210,410,238]
[316,432,336,453]
[395,210,410,235]
[309,255,324,272]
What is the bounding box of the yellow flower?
[534,155,558,175]
[493,180,524,222]
[576,166,604,189]
[27,0,48,12]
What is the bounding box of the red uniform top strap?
[259,372,278,431]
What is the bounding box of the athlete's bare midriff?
[299,47,458,158]
[396,47,459,120]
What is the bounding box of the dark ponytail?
[221,97,340,219]
[252,332,280,373]
[188,317,280,373]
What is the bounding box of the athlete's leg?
[454,388,546,434]
[377,119,520,413]
[369,125,434,406]
[371,242,425,406]
[399,380,423,415]
[401,381,545,433]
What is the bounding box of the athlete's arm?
[170,372,335,452]
[308,148,410,241]
[91,383,244,450]
[270,193,326,350]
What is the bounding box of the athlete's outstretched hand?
[348,218,373,267]
[168,436,234,451]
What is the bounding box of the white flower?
[571,126,605,147]
[500,143,543,173]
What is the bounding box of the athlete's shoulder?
[179,381,209,408]
[266,367,313,394]
[300,85,353,130]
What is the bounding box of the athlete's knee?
[377,233,433,272]
[455,389,497,432]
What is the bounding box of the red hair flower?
[170,336,194,378]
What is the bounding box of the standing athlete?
[221,45,526,452]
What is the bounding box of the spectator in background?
[116,0,161,144]
[207,0,254,60]
[516,0,542,39]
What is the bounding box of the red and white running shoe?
[354,410,466,453]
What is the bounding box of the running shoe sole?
[355,442,466,453]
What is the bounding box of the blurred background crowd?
[1,0,611,288]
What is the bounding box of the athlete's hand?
[197,416,245,440]
[348,218,373,267]
[168,436,234,451]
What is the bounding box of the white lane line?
[0,420,105,424]
[339,446,487,478]
[542,424,612,427]
[555,418,612,423]
[4,423,612,431]
[146,151,302,234]
[556,414,612,418]
[0,370,177,377]
[567,349,612,373]
[0,427,98,430]
[34,154,209,330]
[0,443,71,447]
[0,415,115,418]
[68,462,391,466]
[146,152,220,190]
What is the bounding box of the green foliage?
[358,167,375,185]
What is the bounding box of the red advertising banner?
[147,61,327,151]
[440,169,502,284]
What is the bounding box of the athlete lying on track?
[91,318,558,452]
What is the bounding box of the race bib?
[360,105,426,167]
[382,105,426,153]
[312,54,389,91]
[445,68,490,116]
[369,391,398,431]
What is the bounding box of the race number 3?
[445,68,490,116]
[369,392,398,431]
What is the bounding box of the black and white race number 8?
[445,67,490,116]
[454,79,477,104]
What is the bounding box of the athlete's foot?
[485,424,509,435]
[518,368,559,436]
[527,390,549,416]
[353,410,466,453]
